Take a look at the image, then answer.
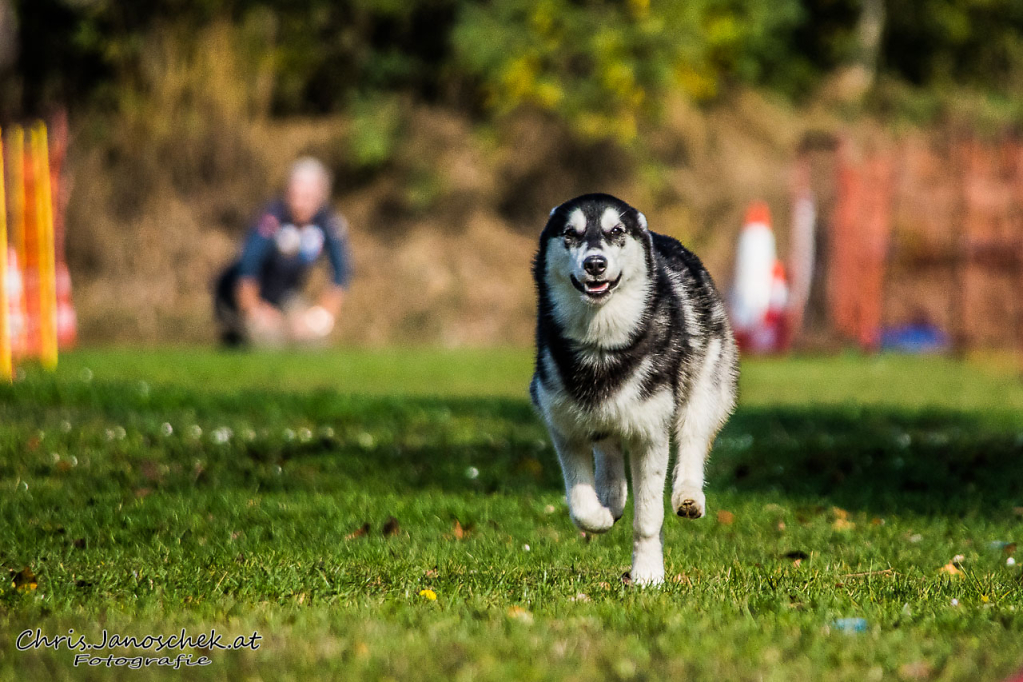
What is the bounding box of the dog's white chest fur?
[534,351,675,443]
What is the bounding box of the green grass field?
[2,348,1023,680]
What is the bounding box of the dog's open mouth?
[571,273,623,300]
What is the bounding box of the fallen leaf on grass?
[842,568,896,579]
[452,520,474,540]
[671,573,692,585]
[140,460,163,483]
[518,458,543,478]
[832,518,855,531]
[507,606,533,623]
[898,661,932,680]
[621,572,633,586]
[939,562,962,576]
[831,507,849,520]
[424,568,439,579]
[382,517,400,536]
[345,523,371,540]
[717,510,735,525]
[13,567,37,591]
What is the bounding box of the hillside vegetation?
[3,1,1023,344]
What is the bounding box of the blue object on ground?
[833,618,868,633]
[880,323,949,354]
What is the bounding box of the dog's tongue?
[586,281,610,294]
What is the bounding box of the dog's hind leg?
[551,431,615,534]
[594,439,627,522]
[629,434,670,586]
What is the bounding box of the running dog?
[530,193,739,586]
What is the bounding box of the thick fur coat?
[530,193,739,585]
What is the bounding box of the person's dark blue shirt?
[236,199,352,307]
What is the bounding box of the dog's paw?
[672,488,706,519]
[569,502,616,534]
[631,572,664,587]
[628,565,665,587]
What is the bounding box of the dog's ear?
[636,211,648,231]
[542,204,563,236]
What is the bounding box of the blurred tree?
[883,0,1023,90]
[0,0,15,72]
[3,0,1023,122]
[452,0,806,142]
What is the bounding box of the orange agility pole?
[30,123,58,370]
[8,126,24,267]
[0,128,10,381]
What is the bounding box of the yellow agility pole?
[31,123,57,371]
[0,128,11,382]
[8,126,24,268]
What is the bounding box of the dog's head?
[536,194,651,308]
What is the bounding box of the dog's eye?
[563,227,579,239]
[609,225,625,237]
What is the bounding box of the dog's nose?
[583,255,607,276]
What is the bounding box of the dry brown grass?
[63,27,833,346]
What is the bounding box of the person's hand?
[247,302,284,334]
[290,305,335,341]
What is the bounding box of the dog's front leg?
[629,434,669,586]
[551,430,615,534]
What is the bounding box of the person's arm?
[236,278,265,314]
[320,214,352,319]
[318,286,344,319]
[235,213,281,320]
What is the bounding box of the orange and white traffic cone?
[730,201,777,352]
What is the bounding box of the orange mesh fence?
[813,133,1023,353]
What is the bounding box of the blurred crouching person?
[215,157,352,347]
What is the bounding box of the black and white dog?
[530,193,739,586]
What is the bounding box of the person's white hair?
[289,157,332,199]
